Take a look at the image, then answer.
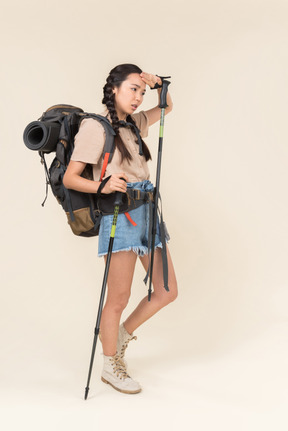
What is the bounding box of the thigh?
[105,251,138,304]
[139,246,178,298]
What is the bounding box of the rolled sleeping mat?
[23,121,61,153]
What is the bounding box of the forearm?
[63,172,100,194]
[63,163,128,195]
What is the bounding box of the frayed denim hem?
[97,241,168,258]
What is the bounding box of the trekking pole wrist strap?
[96,176,111,198]
[150,75,171,90]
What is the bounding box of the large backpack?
[23,104,118,237]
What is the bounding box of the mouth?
[131,104,138,110]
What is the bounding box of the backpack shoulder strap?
[83,113,116,160]
[81,113,116,181]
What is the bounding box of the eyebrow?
[132,84,146,92]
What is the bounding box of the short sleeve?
[131,110,149,138]
[70,118,105,164]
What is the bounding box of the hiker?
[63,63,178,394]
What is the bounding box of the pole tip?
[84,387,89,400]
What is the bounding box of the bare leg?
[100,251,137,356]
[124,246,178,335]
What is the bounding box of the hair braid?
[102,78,120,134]
[126,114,148,159]
[102,79,132,162]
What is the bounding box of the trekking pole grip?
[114,191,123,206]
[159,79,171,109]
[114,178,126,206]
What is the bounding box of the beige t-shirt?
[71,109,150,182]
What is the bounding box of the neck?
[116,109,127,122]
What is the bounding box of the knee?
[165,285,178,304]
[155,282,178,306]
[169,285,178,303]
[106,293,130,314]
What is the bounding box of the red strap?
[100,152,110,181]
[125,212,137,226]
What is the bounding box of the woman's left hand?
[140,72,162,89]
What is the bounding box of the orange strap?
[125,212,137,226]
[100,152,110,181]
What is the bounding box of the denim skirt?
[98,180,169,257]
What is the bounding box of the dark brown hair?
[102,63,152,162]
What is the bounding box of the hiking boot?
[117,323,137,360]
[101,354,141,394]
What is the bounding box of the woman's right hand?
[101,173,128,194]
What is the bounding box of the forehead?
[124,73,146,90]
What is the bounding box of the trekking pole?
[84,187,124,400]
[148,77,171,301]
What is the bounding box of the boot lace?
[119,335,137,358]
[110,355,130,380]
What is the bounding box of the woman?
[63,64,178,394]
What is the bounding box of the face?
[113,73,146,119]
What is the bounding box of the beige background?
[1,0,288,429]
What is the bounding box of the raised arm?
[140,72,173,127]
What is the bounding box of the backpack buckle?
[147,191,154,202]
[134,189,141,200]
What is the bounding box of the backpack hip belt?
[97,188,153,215]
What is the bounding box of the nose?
[135,92,142,103]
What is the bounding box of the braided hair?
[102,64,152,162]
